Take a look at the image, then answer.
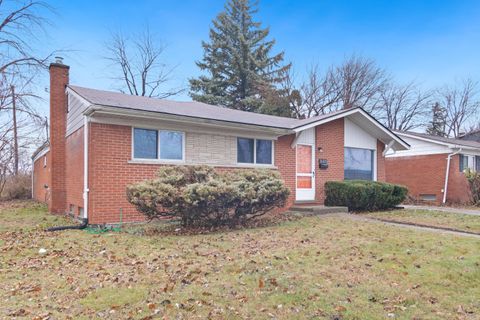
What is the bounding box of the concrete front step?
[289,205,349,215]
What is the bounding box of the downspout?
[83,115,89,220]
[31,158,34,199]
[443,148,462,204]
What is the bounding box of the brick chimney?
[49,57,69,213]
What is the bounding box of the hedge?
[126,165,290,227]
[324,180,408,212]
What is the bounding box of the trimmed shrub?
[324,180,407,212]
[126,165,290,227]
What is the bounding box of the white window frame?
[344,146,376,181]
[460,154,476,172]
[236,137,274,166]
[132,127,185,163]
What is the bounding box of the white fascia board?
[84,104,293,137]
[397,132,480,152]
[32,146,49,162]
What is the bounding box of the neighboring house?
[32,59,408,224]
[459,129,480,143]
[386,131,480,204]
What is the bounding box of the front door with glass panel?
[296,144,315,201]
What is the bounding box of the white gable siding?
[296,128,315,145]
[66,93,89,136]
[386,136,451,157]
[344,118,376,149]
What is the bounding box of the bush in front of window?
[324,180,408,212]
[464,168,480,205]
[126,165,290,227]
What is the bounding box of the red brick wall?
[65,127,84,216]
[315,118,345,203]
[376,140,386,182]
[385,153,471,204]
[87,124,297,224]
[446,154,471,204]
[33,151,51,203]
[49,63,69,213]
[275,134,296,208]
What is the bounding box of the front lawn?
[1,202,479,319]
[365,209,480,234]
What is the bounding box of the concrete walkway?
[403,204,480,216]
[327,213,480,239]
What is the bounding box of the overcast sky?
[33,0,480,117]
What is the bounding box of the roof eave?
[293,108,410,151]
[83,104,294,136]
[397,132,480,151]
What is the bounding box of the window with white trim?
[133,128,184,161]
[459,154,477,172]
[237,138,273,165]
[344,147,374,180]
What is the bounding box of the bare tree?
[439,79,479,138]
[299,64,342,117]
[105,29,184,99]
[0,0,54,74]
[378,82,432,131]
[0,0,53,197]
[331,55,388,113]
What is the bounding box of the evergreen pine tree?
[426,102,447,137]
[189,0,291,115]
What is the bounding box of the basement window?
[419,194,436,202]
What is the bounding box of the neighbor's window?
[459,154,476,172]
[237,138,273,165]
[133,128,158,159]
[344,147,374,180]
[133,128,184,161]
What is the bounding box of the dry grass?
[365,209,480,234]
[1,201,479,319]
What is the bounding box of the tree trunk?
[11,85,18,176]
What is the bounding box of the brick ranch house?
[32,60,409,224]
[386,131,480,204]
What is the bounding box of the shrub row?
[325,180,407,211]
[126,165,290,227]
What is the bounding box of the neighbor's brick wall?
[65,127,84,216]
[87,123,297,224]
[49,63,69,213]
[315,118,345,203]
[446,154,471,204]
[376,140,386,182]
[33,151,51,204]
[386,154,447,204]
[385,153,470,204]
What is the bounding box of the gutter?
[443,147,462,204]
